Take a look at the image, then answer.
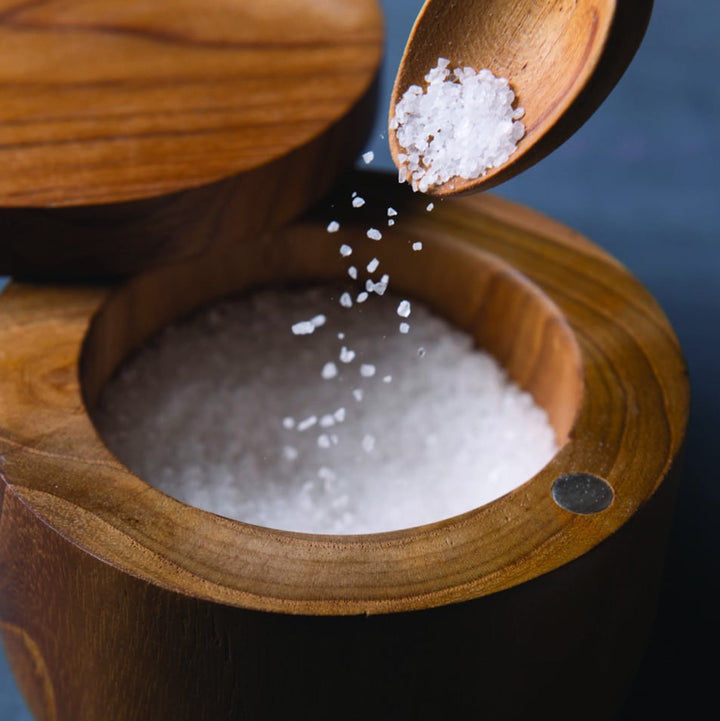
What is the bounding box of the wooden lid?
[0,0,383,277]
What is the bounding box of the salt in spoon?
[389,0,653,195]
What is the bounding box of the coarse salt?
[95,286,557,535]
[390,58,525,192]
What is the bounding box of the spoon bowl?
[389,0,653,196]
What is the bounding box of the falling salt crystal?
[320,414,335,428]
[339,346,356,363]
[397,300,411,318]
[387,207,398,217]
[362,151,375,164]
[426,203,434,212]
[348,266,358,280]
[297,415,317,431]
[282,416,295,429]
[367,228,382,241]
[399,322,410,334]
[383,375,392,383]
[318,467,336,484]
[283,446,298,461]
[326,221,340,233]
[291,321,315,335]
[334,407,346,422]
[340,292,353,308]
[321,362,338,380]
[388,219,395,227]
[340,244,352,257]
[360,364,376,378]
[338,332,345,340]
[367,258,380,273]
[362,435,375,453]
[412,242,423,251]
[352,388,364,402]
[356,292,369,303]
[310,315,326,328]
[351,191,358,198]
[317,434,331,449]
[352,197,366,208]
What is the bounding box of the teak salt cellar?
[0,2,688,720]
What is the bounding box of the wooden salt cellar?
[0,1,688,719]
[0,170,688,720]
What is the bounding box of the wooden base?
[0,172,689,720]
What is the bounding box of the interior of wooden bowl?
[81,217,582,449]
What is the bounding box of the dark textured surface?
[2,0,718,718]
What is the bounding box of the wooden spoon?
[389,0,653,195]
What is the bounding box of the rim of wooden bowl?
[0,172,689,615]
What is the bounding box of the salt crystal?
[340,244,352,257]
[397,300,412,318]
[383,375,392,383]
[367,258,380,273]
[352,197,366,208]
[339,346,356,363]
[426,203,434,212]
[291,321,315,335]
[366,228,382,241]
[352,388,364,402]
[390,59,525,192]
[399,322,410,334]
[334,407,346,423]
[356,292,369,303]
[282,416,295,429]
[311,315,326,328]
[412,242,423,251]
[360,364,376,378]
[362,151,374,164]
[388,219,395,227]
[387,207,398,217]
[362,434,375,453]
[317,434,331,449]
[283,445,298,461]
[348,266,358,280]
[321,362,338,380]
[340,292,353,308]
[326,221,340,233]
[320,414,335,428]
[297,415,317,432]
[338,332,345,340]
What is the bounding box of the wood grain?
[389,0,653,194]
[0,0,382,277]
[0,172,689,720]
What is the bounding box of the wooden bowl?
[0,173,688,721]
[0,0,382,279]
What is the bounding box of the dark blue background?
[2,1,718,717]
